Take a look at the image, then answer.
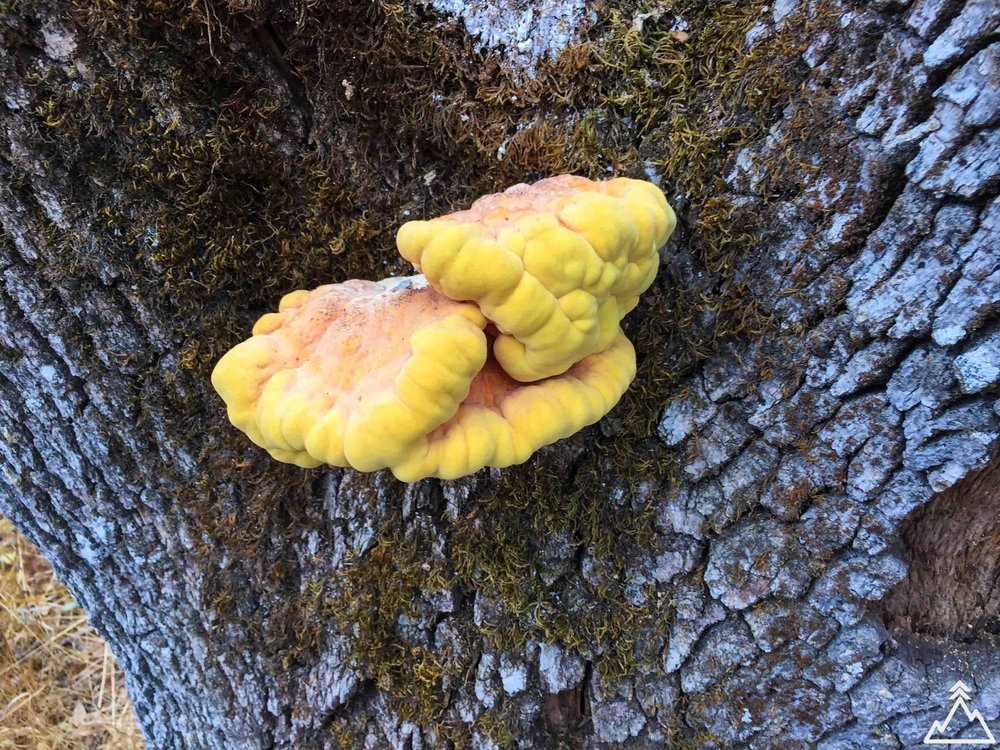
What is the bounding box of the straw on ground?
[0,516,143,749]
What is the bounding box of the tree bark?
[1,1,998,749]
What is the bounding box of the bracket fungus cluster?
[212,175,676,481]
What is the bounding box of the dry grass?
[0,517,143,750]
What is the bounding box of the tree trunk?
[1,0,998,748]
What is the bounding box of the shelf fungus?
[397,174,675,381]
[212,175,675,480]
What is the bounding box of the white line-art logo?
[924,681,997,745]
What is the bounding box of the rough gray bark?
[1,0,999,749]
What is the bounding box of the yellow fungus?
[396,174,676,381]
[212,276,637,480]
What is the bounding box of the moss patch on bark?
[0,0,818,741]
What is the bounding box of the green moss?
[328,517,457,716]
[2,0,815,741]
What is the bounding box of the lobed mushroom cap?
[211,276,636,481]
[393,329,636,482]
[396,174,675,382]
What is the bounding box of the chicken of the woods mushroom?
[212,175,676,481]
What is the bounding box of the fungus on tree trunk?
[212,176,676,480]
[397,175,676,381]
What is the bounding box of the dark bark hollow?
[1,0,998,748]
[882,457,1000,640]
